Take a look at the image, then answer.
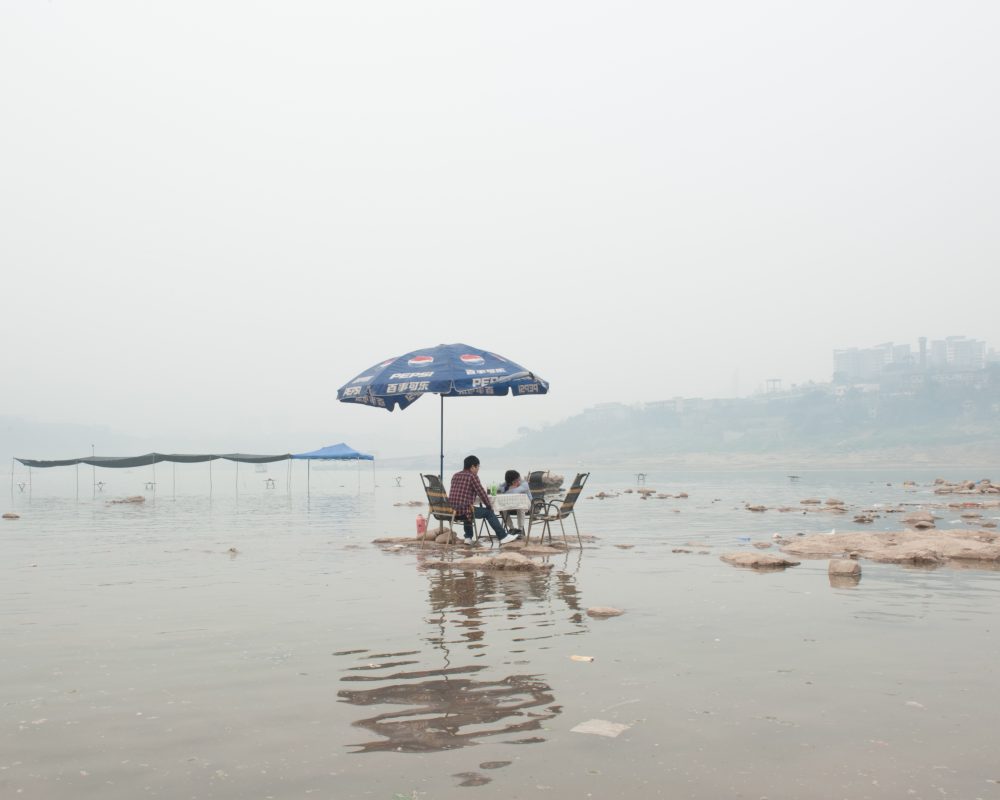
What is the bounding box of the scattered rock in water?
[801,498,821,505]
[108,496,145,505]
[746,505,767,513]
[571,654,594,662]
[720,552,801,570]
[613,544,635,549]
[829,559,861,576]
[672,548,692,553]
[853,514,876,524]
[752,541,772,549]
[2,512,19,520]
[453,772,491,787]
[902,511,937,529]
[826,498,846,506]
[425,552,553,572]
[677,492,689,498]
[781,529,1000,567]
[587,606,624,617]
[933,478,999,495]
[479,761,512,770]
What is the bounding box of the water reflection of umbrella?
[336,343,549,478]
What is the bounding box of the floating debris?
[586,607,624,618]
[570,719,630,738]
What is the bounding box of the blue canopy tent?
[291,442,375,496]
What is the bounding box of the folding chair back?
[421,473,453,520]
[420,473,461,545]
[526,470,548,513]
[558,472,589,514]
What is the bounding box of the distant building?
[833,342,911,382]
[834,336,986,383]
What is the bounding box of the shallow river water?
[2,464,999,799]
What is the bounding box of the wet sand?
[3,466,1000,798]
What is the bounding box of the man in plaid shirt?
[449,455,522,545]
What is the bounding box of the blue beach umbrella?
[337,343,549,478]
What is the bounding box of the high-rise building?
[834,336,986,382]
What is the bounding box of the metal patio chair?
[420,473,494,546]
[526,470,549,516]
[527,472,589,547]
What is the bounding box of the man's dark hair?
[504,469,520,484]
[463,455,480,470]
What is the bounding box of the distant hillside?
[484,381,1000,468]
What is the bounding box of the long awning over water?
[15,453,293,469]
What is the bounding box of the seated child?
[498,469,531,534]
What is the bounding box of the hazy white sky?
[2,1,998,457]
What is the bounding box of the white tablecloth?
[490,494,531,512]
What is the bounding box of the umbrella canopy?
[291,443,374,461]
[337,343,548,477]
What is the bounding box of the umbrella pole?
[439,394,444,481]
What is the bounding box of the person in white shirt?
[498,469,532,534]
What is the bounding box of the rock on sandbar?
[425,551,553,572]
[720,552,801,570]
[781,529,1000,567]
